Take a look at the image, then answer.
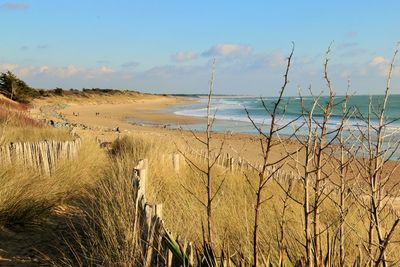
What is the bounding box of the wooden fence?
[172,148,290,177]
[179,149,400,212]
[172,149,352,197]
[133,159,194,267]
[184,148,260,172]
[132,153,306,267]
[131,151,292,266]
[0,138,81,175]
[132,152,400,266]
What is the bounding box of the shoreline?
[33,93,205,127]
[31,93,280,164]
[30,93,400,188]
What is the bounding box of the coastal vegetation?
[0,46,400,266]
[0,71,38,103]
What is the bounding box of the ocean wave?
[175,109,400,133]
[173,95,400,134]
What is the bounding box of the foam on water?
[175,95,400,131]
[167,95,400,148]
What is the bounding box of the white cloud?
[1,64,115,80]
[57,65,79,77]
[367,56,400,77]
[1,46,397,95]
[202,44,252,57]
[12,65,50,77]
[370,56,386,66]
[39,66,49,73]
[99,66,114,73]
[18,66,37,77]
[0,63,19,71]
[172,51,198,62]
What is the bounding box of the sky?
[0,1,399,96]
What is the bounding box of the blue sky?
[0,1,399,95]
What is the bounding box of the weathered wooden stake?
[173,153,180,173]
[134,159,148,197]
[229,157,234,172]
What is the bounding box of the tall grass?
[0,108,43,127]
[53,136,155,266]
[0,98,29,111]
[1,98,399,265]
[82,136,399,265]
[57,159,141,266]
[1,127,398,265]
[0,96,42,127]
[0,95,72,144]
[0,126,73,145]
[0,139,105,226]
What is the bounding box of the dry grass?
[0,96,41,127]
[34,90,148,105]
[0,109,43,127]
[118,136,400,265]
[0,95,72,144]
[0,124,399,265]
[0,125,73,145]
[51,136,155,266]
[54,159,141,266]
[0,139,105,226]
[0,98,29,111]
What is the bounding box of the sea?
[123,94,400,158]
[167,94,400,137]
[163,94,400,159]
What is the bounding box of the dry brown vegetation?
[1,46,400,266]
[0,96,42,128]
[0,95,72,144]
[1,120,399,266]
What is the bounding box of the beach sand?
[31,92,400,198]
[32,93,286,164]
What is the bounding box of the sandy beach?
[31,92,400,191]
[2,91,398,265]
[31,93,287,165]
[34,93,201,125]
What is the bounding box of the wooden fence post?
[133,159,148,197]
[173,153,180,173]
[133,158,170,267]
[229,157,234,172]
[0,139,81,175]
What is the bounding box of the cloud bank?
[202,44,252,57]
[1,43,398,95]
[172,51,198,62]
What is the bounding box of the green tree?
[0,71,38,102]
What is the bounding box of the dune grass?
[54,158,141,266]
[1,126,399,265]
[0,139,105,227]
[0,95,72,144]
[93,135,400,265]
[0,125,73,145]
[50,136,155,266]
[0,96,42,127]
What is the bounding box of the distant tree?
[0,71,38,102]
[54,87,64,96]
[0,71,19,100]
